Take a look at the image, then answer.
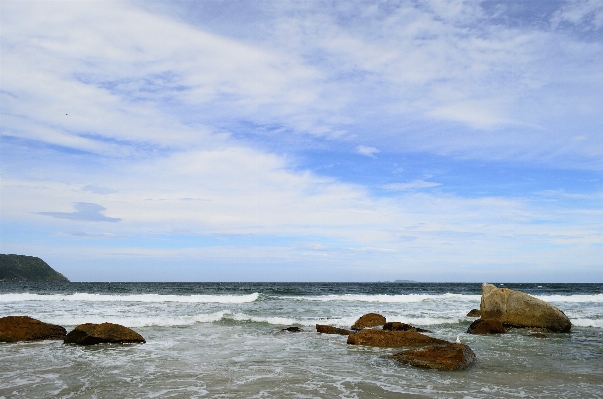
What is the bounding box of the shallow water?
[1,282,602,398]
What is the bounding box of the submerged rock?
[529,332,547,338]
[480,283,571,332]
[281,326,302,332]
[0,316,66,342]
[392,343,476,371]
[466,309,481,317]
[64,323,145,345]
[347,330,447,347]
[383,322,431,333]
[352,313,386,329]
[316,324,352,335]
[467,318,506,334]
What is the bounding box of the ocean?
[1,282,602,398]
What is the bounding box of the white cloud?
[383,180,441,190]
[356,145,379,157]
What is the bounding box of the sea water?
[0,282,602,398]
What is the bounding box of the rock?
[316,324,352,335]
[392,343,476,371]
[467,318,506,334]
[466,309,481,317]
[529,333,547,338]
[480,283,571,332]
[0,316,66,342]
[351,313,386,329]
[347,330,448,347]
[281,326,302,332]
[64,323,145,345]
[383,322,432,333]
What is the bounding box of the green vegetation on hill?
[0,254,70,282]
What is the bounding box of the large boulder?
[480,283,571,332]
[383,322,431,333]
[392,343,476,371]
[64,323,145,345]
[316,324,352,335]
[352,313,386,329]
[467,318,506,334]
[347,330,447,347]
[0,316,66,342]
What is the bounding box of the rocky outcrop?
[347,330,447,347]
[466,309,481,317]
[467,318,505,334]
[64,323,145,345]
[392,343,476,370]
[383,322,431,333]
[0,316,66,342]
[316,324,352,335]
[352,313,386,329]
[281,326,302,332]
[480,283,571,332]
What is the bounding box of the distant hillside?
[0,254,70,282]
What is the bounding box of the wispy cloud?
[37,203,121,223]
[383,181,441,190]
[356,145,379,157]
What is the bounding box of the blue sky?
[1,0,602,282]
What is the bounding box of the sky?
[1,0,602,282]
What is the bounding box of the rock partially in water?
[392,343,476,371]
[64,323,145,345]
[316,324,352,335]
[467,318,506,334]
[352,313,386,329]
[383,322,431,333]
[480,283,571,332]
[466,309,481,317]
[347,330,447,347]
[0,316,66,342]
[529,332,547,338]
[281,326,302,332]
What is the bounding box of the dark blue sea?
[1,282,602,398]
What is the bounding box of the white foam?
[570,318,603,328]
[283,293,481,303]
[535,294,603,303]
[0,292,260,304]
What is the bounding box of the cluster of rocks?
[0,316,145,345]
[313,283,572,371]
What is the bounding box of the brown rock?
[352,313,386,329]
[0,316,66,342]
[316,324,352,335]
[383,322,431,333]
[480,283,571,332]
[466,309,481,317]
[347,330,448,347]
[64,323,145,345]
[529,333,547,338]
[392,343,476,371]
[467,318,506,334]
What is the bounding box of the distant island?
[0,254,70,282]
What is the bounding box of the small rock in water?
[467,318,506,334]
[347,330,447,347]
[383,322,431,333]
[316,324,351,335]
[392,343,476,371]
[352,313,386,329]
[466,309,481,317]
[0,316,66,342]
[529,332,547,338]
[281,326,302,332]
[64,323,146,345]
